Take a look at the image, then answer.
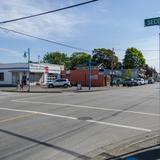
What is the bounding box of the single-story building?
[0,62,64,86]
[62,69,110,87]
[61,64,110,87]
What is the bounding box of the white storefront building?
[0,63,64,86]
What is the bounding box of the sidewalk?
[0,85,118,93]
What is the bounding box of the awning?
[8,69,28,72]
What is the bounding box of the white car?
[136,78,145,85]
[137,78,145,85]
[140,78,145,85]
[47,79,71,88]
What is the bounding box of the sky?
[0,0,160,71]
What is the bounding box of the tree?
[70,52,91,69]
[143,64,157,78]
[123,47,145,69]
[92,48,119,69]
[122,69,133,79]
[43,52,71,69]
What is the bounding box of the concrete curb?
[0,88,110,93]
[79,130,160,160]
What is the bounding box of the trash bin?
[77,84,82,90]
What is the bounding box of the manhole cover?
[78,117,93,120]
[68,94,74,96]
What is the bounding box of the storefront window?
[0,72,4,81]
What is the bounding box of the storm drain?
[78,117,93,121]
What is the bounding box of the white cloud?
[115,36,159,71]
[0,0,87,40]
[0,47,22,57]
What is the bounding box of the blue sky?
[0,0,160,71]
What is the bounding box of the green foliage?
[70,52,91,69]
[123,47,145,69]
[92,48,119,69]
[42,47,149,72]
[122,69,133,79]
[43,52,71,70]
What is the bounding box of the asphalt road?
[0,84,159,160]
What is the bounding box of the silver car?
[47,79,71,88]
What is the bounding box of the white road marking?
[0,107,151,132]
[0,107,77,120]
[12,99,160,117]
[87,120,151,132]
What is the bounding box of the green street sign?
[144,17,160,27]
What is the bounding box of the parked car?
[47,79,71,88]
[112,79,123,86]
[136,78,145,85]
[144,79,148,84]
[148,79,154,84]
[122,78,138,87]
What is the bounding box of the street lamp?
[24,48,30,92]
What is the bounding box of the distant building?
[0,63,64,86]
[62,69,109,87]
[62,63,110,87]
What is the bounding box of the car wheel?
[48,84,53,88]
[63,84,68,88]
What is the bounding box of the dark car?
[112,79,123,86]
[123,79,138,87]
[148,79,154,84]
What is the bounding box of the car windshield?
[0,1,160,160]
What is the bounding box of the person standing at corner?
[16,80,20,90]
[20,80,24,90]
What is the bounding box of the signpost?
[144,17,160,27]
[145,17,160,143]
[144,17,160,76]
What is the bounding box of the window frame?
[0,72,4,81]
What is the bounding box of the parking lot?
[0,83,159,160]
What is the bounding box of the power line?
[115,48,159,52]
[0,26,159,63]
[0,26,92,53]
[0,0,98,24]
[0,26,158,54]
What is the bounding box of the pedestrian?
[117,79,120,87]
[20,80,24,90]
[16,80,20,90]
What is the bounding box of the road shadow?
[0,129,91,160]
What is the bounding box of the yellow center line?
[0,113,36,123]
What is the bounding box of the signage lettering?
[145,17,160,26]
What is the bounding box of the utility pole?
[24,48,30,92]
[88,55,92,91]
[38,55,40,64]
[110,48,115,87]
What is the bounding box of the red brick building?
[62,69,109,87]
